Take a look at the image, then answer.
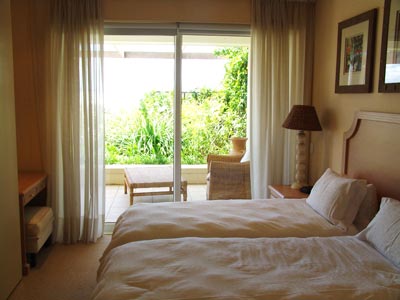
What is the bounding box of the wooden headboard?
[342,111,400,201]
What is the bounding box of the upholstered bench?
[24,206,54,267]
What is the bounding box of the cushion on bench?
[24,206,54,253]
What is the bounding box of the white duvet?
[103,199,357,258]
[93,236,400,300]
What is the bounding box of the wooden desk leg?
[129,187,134,205]
[182,182,188,202]
[124,176,127,194]
[19,199,30,275]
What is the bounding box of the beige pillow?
[357,197,400,268]
[353,184,379,231]
[306,168,367,230]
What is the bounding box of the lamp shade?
[282,105,322,131]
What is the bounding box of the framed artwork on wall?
[379,0,400,93]
[335,9,377,93]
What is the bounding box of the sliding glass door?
[104,24,249,204]
[181,35,250,163]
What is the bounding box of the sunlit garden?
[105,47,248,165]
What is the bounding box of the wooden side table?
[18,172,47,275]
[268,185,308,199]
[124,166,187,205]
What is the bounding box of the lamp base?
[290,182,303,189]
[292,130,308,191]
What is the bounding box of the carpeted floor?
[8,235,111,300]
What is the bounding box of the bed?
[93,111,400,299]
[102,111,400,258]
[93,197,400,300]
[103,197,360,259]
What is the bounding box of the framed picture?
[335,9,377,93]
[379,0,400,93]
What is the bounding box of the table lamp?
[282,105,322,189]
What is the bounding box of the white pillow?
[353,184,379,231]
[357,197,400,268]
[240,150,250,163]
[306,168,367,230]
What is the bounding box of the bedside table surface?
[268,185,308,199]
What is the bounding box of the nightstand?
[268,185,308,199]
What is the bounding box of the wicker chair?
[206,153,251,200]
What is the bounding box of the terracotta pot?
[230,137,247,155]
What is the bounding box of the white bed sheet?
[103,199,357,259]
[93,236,400,300]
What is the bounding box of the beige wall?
[310,0,400,183]
[103,0,251,24]
[0,0,22,298]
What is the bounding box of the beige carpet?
[8,235,111,300]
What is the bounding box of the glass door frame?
[104,23,250,202]
[173,32,182,201]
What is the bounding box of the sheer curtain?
[248,0,315,198]
[47,0,104,243]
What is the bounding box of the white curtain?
[248,0,315,198]
[47,0,104,243]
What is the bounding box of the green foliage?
[214,47,248,117]
[105,92,174,165]
[181,88,231,164]
[105,47,248,165]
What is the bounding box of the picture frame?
[335,9,377,93]
[378,0,400,93]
